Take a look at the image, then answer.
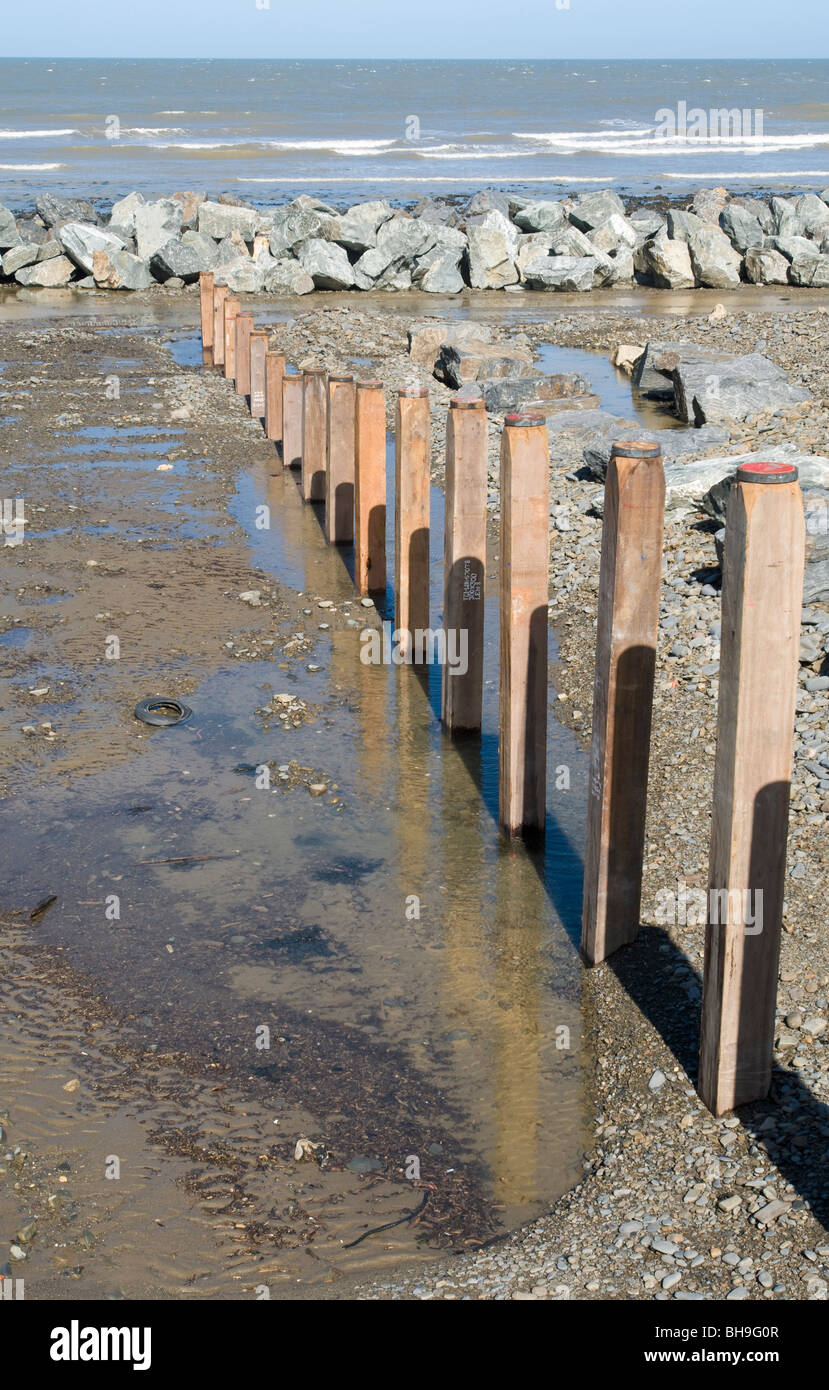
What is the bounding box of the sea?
[0,58,827,213]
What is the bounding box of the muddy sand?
[1,282,827,1301]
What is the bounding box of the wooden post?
[499,414,550,839]
[199,271,214,363]
[326,375,356,544]
[223,297,240,381]
[355,379,386,595]
[282,371,303,469]
[249,331,268,421]
[581,441,665,966]
[235,314,253,399]
[265,351,286,444]
[211,284,228,368]
[698,461,805,1115]
[442,395,487,732]
[302,368,327,503]
[394,387,431,656]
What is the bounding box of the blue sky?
[2,0,827,60]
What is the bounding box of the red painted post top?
[737,461,799,484]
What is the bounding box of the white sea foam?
[0,128,77,139]
[0,162,65,170]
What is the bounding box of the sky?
[2,0,827,61]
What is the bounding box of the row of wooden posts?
[198,271,806,1118]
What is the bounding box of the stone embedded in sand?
[744,247,790,285]
[296,238,355,290]
[522,254,598,292]
[685,223,743,288]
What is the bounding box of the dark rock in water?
[36,194,102,228]
[481,371,591,414]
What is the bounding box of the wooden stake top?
[610,440,662,459]
[450,396,484,410]
[737,461,799,484]
[398,385,429,398]
[504,412,545,427]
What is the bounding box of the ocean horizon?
[1,57,827,211]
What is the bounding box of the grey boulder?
[58,221,126,274]
[15,255,75,287]
[262,258,315,295]
[36,194,101,228]
[686,224,743,288]
[297,238,355,289]
[150,230,218,282]
[569,189,625,231]
[198,200,259,241]
[92,248,153,290]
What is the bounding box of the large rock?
[588,213,637,254]
[770,234,818,263]
[266,205,323,256]
[412,247,464,294]
[672,353,809,426]
[744,247,790,285]
[465,223,518,289]
[15,255,75,287]
[198,199,259,242]
[788,253,829,288]
[634,340,719,394]
[108,191,145,235]
[686,224,743,288]
[691,187,729,224]
[150,230,218,282]
[433,340,534,388]
[465,189,513,218]
[320,200,393,253]
[582,421,730,480]
[214,257,270,292]
[408,320,491,365]
[771,196,804,238]
[133,199,184,261]
[796,192,829,238]
[353,217,436,287]
[215,230,251,265]
[719,203,765,251]
[512,200,567,234]
[522,254,598,291]
[480,371,591,414]
[297,238,355,289]
[0,202,21,249]
[35,194,101,228]
[638,228,695,289]
[58,221,126,274]
[2,242,39,277]
[569,189,625,232]
[171,191,207,230]
[666,209,704,244]
[262,259,314,295]
[630,212,666,243]
[92,248,152,290]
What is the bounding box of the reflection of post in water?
[491,843,546,1208]
[351,610,393,801]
